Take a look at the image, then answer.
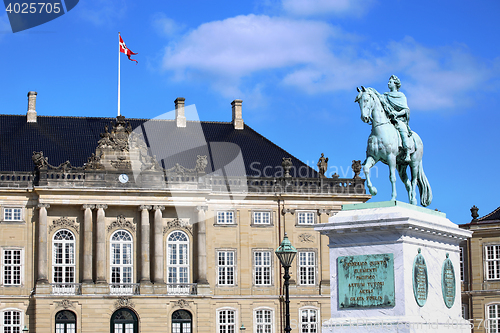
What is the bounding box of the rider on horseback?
[375,75,412,163]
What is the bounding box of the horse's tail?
[417,160,432,207]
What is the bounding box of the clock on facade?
[118,174,129,183]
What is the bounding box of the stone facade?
[0,113,370,332]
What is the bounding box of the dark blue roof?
[0,115,316,177]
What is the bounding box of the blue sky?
[1,0,499,224]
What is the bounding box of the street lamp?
[275,233,297,332]
[22,326,28,333]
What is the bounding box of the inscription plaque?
[338,253,394,308]
[441,253,456,308]
[412,248,428,307]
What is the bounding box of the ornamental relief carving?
[163,218,192,235]
[55,299,75,309]
[172,299,191,309]
[298,233,315,243]
[49,217,79,234]
[114,296,135,309]
[107,214,136,233]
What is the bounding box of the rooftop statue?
[354,75,432,206]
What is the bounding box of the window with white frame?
[486,245,500,280]
[217,309,236,333]
[217,211,234,224]
[299,251,316,285]
[460,247,465,282]
[255,308,273,333]
[2,309,22,333]
[52,230,75,290]
[2,249,21,286]
[300,309,318,333]
[487,304,500,333]
[110,230,133,287]
[254,251,271,286]
[3,208,22,221]
[217,250,235,286]
[253,211,271,225]
[297,211,315,225]
[167,231,189,287]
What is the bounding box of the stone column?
[37,203,50,283]
[82,204,95,283]
[139,205,152,283]
[153,205,165,284]
[196,206,208,284]
[95,204,108,283]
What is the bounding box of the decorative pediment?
[163,218,192,235]
[107,214,136,233]
[114,296,135,309]
[49,217,79,234]
[172,299,191,309]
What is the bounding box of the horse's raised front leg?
[397,164,413,203]
[363,156,377,196]
[388,154,397,201]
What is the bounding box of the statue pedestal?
[316,201,472,333]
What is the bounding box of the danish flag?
[119,33,138,64]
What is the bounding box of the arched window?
[2,309,22,333]
[110,230,133,294]
[217,308,236,333]
[167,231,189,294]
[300,308,318,333]
[110,308,138,333]
[52,229,75,294]
[55,310,76,333]
[254,308,273,333]
[172,310,192,333]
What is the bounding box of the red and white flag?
[119,33,138,64]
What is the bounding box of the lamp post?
[275,233,297,333]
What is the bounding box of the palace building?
[0,92,369,332]
[460,206,500,333]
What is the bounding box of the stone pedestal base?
[140,282,154,294]
[152,283,167,295]
[196,283,212,295]
[316,201,472,333]
[35,282,50,295]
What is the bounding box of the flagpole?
[118,32,121,117]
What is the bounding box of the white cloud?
[282,0,376,17]
[152,13,185,37]
[161,15,497,112]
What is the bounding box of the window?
[299,252,315,285]
[217,309,235,333]
[300,309,318,333]
[110,230,133,294]
[487,304,500,333]
[3,208,21,221]
[111,308,138,333]
[167,231,190,294]
[253,211,270,225]
[172,310,192,333]
[52,230,75,294]
[486,245,500,280]
[55,310,76,333]
[2,310,22,333]
[217,211,234,224]
[462,304,469,320]
[297,212,315,225]
[2,249,21,286]
[255,309,273,333]
[217,250,235,286]
[460,247,465,282]
[254,251,271,286]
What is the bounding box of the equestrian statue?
[354,75,432,206]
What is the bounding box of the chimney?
[175,97,186,128]
[231,99,243,130]
[27,91,37,123]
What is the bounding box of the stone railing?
[166,283,197,295]
[50,283,82,295]
[0,170,365,195]
[109,283,140,296]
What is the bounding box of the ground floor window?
[55,310,76,333]
[111,308,138,333]
[488,304,500,333]
[172,310,192,333]
[2,310,21,333]
[300,309,318,333]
